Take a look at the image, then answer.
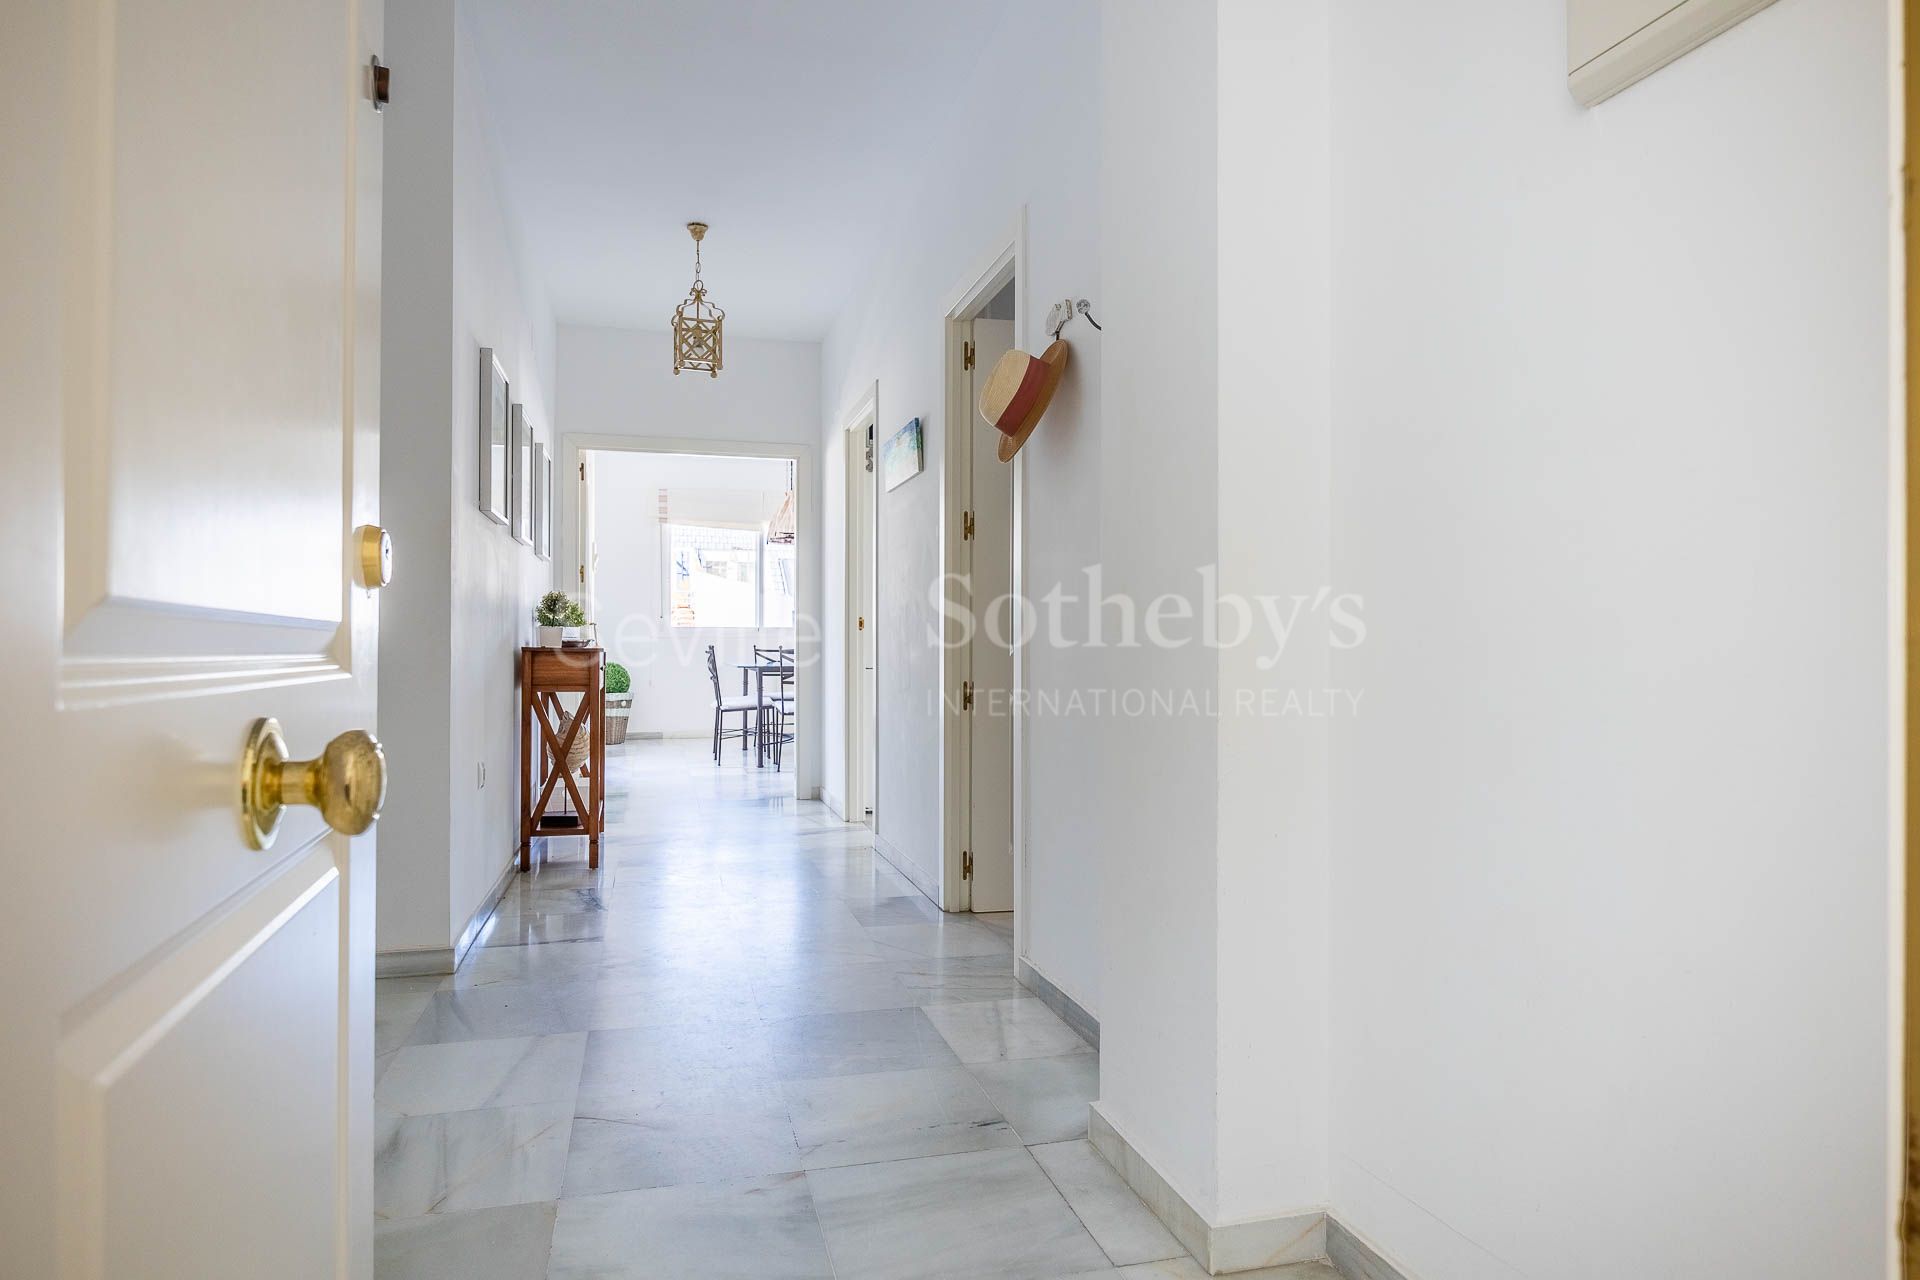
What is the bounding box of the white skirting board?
[374,851,519,979]
[1015,957,1098,1049]
[374,945,454,979]
[871,828,940,905]
[1086,1106,1414,1278]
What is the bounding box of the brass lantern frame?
[672,221,724,378]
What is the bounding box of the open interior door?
[2,1,385,1274]
[966,317,1016,912]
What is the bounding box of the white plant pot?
[536,624,564,648]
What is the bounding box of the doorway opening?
[566,437,810,797]
[941,226,1025,919]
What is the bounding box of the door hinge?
[370,56,391,111]
[963,340,975,371]
[962,850,974,880]
[962,680,973,710]
[857,615,866,631]
[962,511,974,541]
[578,564,585,585]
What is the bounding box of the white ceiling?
[462,0,1018,342]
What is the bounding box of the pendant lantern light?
[672,221,724,378]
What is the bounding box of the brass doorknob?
[239,717,387,850]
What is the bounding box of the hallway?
[371,740,1313,1278]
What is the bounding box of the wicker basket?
[605,694,631,745]
[555,713,591,773]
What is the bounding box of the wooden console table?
[518,645,605,870]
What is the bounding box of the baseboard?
[379,852,519,979]
[1087,1104,1325,1274]
[1016,957,1099,1049]
[1325,1218,1413,1280]
[452,853,520,967]
[820,788,845,820]
[376,946,456,978]
[871,828,940,903]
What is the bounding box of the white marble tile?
[373,1201,556,1279]
[889,952,1024,1005]
[975,911,1016,939]
[445,938,608,989]
[846,894,945,926]
[403,984,581,1046]
[1113,1262,1339,1280]
[476,907,607,948]
[752,961,919,1019]
[808,1147,1109,1280]
[563,1086,801,1197]
[547,1173,832,1279]
[375,976,442,1056]
[866,920,1014,959]
[923,997,1093,1063]
[376,1033,586,1117]
[765,1007,962,1080]
[969,1052,1099,1143]
[375,1102,571,1219]
[782,1064,1019,1169]
[1029,1140,1183,1266]
[367,742,1139,1275]
[577,970,762,1032]
[574,1023,779,1115]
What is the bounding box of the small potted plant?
[604,662,632,744]
[534,590,583,648]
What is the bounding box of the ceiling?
[463,0,1018,342]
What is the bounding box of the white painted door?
[579,451,599,618]
[967,318,1016,912]
[849,416,879,827]
[0,2,384,1276]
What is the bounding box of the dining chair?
[707,645,762,763]
[775,670,796,769]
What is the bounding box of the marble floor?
[374,738,1335,1280]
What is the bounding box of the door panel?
[67,0,351,634]
[967,318,1015,912]
[68,848,343,1280]
[6,1,384,1274]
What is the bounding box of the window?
[665,521,796,628]
[762,539,796,627]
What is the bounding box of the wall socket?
[477,761,486,788]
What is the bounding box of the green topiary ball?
[605,662,630,694]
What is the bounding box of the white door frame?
[939,211,1028,922]
[559,432,817,797]
[841,383,879,828]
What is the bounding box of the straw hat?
[977,339,1069,462]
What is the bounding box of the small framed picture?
[882,417,923,491]
[509,406,533,545]
[531,442,550,560]
[478,349,510,524]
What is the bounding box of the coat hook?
[1048,297,1103,341]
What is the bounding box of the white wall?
[1214,0,1334,1226]
[589,450,795,736]
[1324,1,1895,1276]
[377,0,457,954]
[556,327,822,788]
[816,0,1106,1016]
[1092,0,1225,1221]
[379,0,555,959]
